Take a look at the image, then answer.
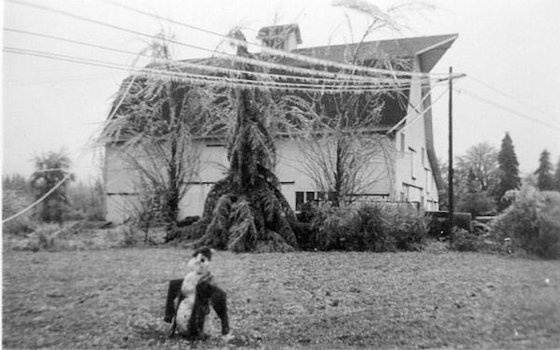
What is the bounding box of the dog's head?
[187,247,213,275]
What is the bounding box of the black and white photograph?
[2,0,560,348]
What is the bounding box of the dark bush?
[296,202,319,223]
[426,211,472,238]
[292,221,317,250]
[450,228,485,252]
[177,216,200,227]
[491,186,560,259]
[167,217,210,243]
[304,203,428,252]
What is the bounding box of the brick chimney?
[256,24,302,52]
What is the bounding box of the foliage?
[495,132,521,210]
[101,33,222,228]
[297,132,396,206]
[426,211,473,238]
[554,156,560,191]
[306,203,427,252]
[456,142,499,192]
[193,34,304,253]
[440,142,499,214]
[3,174,32,194]
[491,185,560,259]
[449,228,485,252]
[456,168,496,217]
[66,180,105,221]
[289,62,404,206]
[280,0,424,206]
[535,149,554,191]
[30,149,74,224]
[2,188,37,235]
[4,223,157,252]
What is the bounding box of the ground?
[3,246,560,349]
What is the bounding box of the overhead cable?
[468,75,559,120]
[4,27,410,86]
[99,0,457,79]
[5,47,447,93]
[456,87,560,132]
[8,0,462,83]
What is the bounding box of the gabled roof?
[294,33,457,72]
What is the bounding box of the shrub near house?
[299,203,428,252]
[492,185,560,259]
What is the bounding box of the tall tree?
[102,33,227,230]
[535,149,554,191]
[30,149,74,224]
[291,0,420,206]
[456,167,496,217]
[495,132,521,211]
[194,33,300,252]
[456,142,498,192]
[447,142,498,215]
[554,157,560,192]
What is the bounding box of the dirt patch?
[3,248,560,349]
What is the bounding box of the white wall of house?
[178,142,229,219]
[104,144,141,223]
[392,57,439,211]
[275,138,393,209]
[104,134,399,223]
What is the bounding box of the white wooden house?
[103,25,457,223]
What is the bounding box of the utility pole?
[448,66,454,235]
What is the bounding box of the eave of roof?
[293,33,458,71]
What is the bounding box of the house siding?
[392,57,439,210]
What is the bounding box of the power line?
[5,0,384,82]
[8,0,460,83]
[5,46,437,93]
[468,75,558,119]
[3,27,409,87]
[390,88,449,133]
[456,87,560,132]
[98,0,459,80]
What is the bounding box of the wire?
[5,46,443,93]
[468,75,558,119]
[98,0,458,79]
[456,87,560,132]
[395,88,449,133]
[387,85,442,133]
[8,0,460,83]
[2,173,72,223]
[3,27,406,86]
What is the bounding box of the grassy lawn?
[3,247,560,349]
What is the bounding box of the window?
[306,192,316,202]
[421,147,425,166]
[295,191,325,211]
[425,169,431,194]
[409,147,416,180]
[400,133,405,153]
[295,192,304,210]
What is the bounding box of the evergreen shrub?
[449,228,485,252]
[491,185,560,259]
[304,203,428,252]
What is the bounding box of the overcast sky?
[2,0,559,183]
